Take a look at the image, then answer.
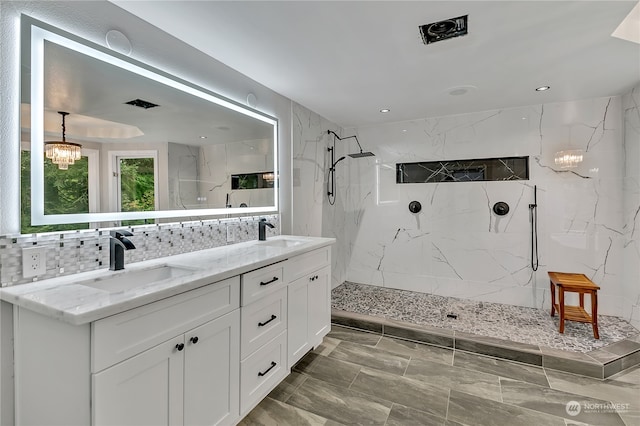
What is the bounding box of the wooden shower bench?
[548,271,600,339]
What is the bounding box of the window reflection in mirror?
[21,150,91,233]
[23,20,278,228]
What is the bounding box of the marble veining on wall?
[291,102,354,288]
[0,214,279,286]
[335,93,639,328]
[622,85,640,328]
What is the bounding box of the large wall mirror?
[21,18,278,232]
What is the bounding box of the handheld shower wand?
[529,185,539,271]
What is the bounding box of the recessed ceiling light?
[402,129,407,132]
[199,136,207,139]
[535,86,551,92]
[380,108,391,113]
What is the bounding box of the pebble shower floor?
[331,282,639,353]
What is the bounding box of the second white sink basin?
[80,264,196,292]
[259,238,306,248]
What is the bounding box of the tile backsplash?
[0,214,279,286]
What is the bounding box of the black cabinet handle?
[309,275,319,281]
[315,275,319,280]
[259,277,279,286]
[190,336,199,344]
[258,361,277,377]
[175,343,184,351]
[258,314,277,327]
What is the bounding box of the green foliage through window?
[21,150,90,234]
[119,157,156,226]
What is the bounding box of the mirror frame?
[25,18,279,226]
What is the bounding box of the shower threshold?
[331,282,640,379]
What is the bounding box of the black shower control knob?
[493,202,510,216]
[408,201,422,214]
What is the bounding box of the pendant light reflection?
[44,111,82,170]
[554,149,583,168]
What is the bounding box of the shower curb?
[331,309,640,379]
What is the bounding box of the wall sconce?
[554,149,583,169]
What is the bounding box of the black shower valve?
[408,201,422,214]
[493,201,510,216]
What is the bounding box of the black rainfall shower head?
[348,151,375,158]
[327,130,374,159]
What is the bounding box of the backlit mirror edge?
[26,17,279,226]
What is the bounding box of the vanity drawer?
[285,247,330,283]
[241,262,285,306]
[241,287,287,359]
[91,276,240,373]
[240,330,287,415]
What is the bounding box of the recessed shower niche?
[396,156,529,183]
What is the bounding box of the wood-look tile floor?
[239,326,640,426]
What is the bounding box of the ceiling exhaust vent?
[125,98,159,109]
[419,15,468,45]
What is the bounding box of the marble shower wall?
[291,102,352,287]
[342,95,635,323]
[623,84,640,329]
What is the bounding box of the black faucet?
[109,230,136,271]
[258,218,275,241]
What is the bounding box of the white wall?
[291,102,354,288]
[337,95,638,327]
[622,84,640,329]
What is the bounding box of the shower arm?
[328,130,366,155]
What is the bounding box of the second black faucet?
[258,219,275,241]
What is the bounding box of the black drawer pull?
[175,343,184,351]
[258,361,277,377]
[190,336,199,344]
[260,277,279,286]
[258,314,277,327]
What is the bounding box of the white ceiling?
[112,1,640,128]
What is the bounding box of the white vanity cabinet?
[239,262,288,416]
[93,310,240,426]
[286,247,331,369]
[8,238,335,426]
[14,276,240,426]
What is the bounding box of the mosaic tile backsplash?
[0,214,279,286]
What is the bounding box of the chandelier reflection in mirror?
[44,111,82,170]
[554,149,583,169]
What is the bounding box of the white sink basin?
[259,238,306,248]
[80,264,196,292]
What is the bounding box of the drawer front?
[240,331,287,415]
[285,247,330,283]
[92,276,240,373]
[241,262,285,306]
[241,287,287,359]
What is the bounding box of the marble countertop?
[0,235,335,325]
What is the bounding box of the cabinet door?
[93,335,185,426]
[308,265,331,347]
[184,310,240,426]
[287,274,310,369]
